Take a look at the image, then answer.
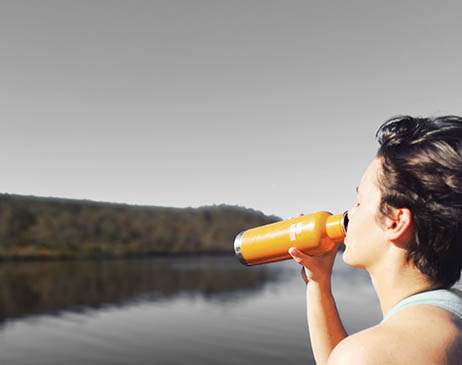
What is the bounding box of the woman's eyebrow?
[356,186,359,194]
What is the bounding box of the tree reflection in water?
[0,255,287,324]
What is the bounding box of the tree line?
[0,194,280,259]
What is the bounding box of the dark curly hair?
[375,115,462,288]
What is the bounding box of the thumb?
[288,247,316,266]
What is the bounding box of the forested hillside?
[0,194,280,259]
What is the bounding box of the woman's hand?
[288,246,338,286]
[287,214,339,287]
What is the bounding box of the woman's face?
[343,158,387,270]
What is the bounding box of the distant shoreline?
[0,250,238,263]
[0,193,280,260]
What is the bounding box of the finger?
[287,213,304,221]
[289,247,309,259]
[301,267,309,283]
[326,243,341,256]
[288,247,315,266]
[288,247,304,264]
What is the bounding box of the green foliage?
[0,194,280,259]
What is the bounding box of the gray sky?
[1,1,461,219]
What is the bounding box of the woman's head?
[375,115,462,287]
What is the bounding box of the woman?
[290,115,462,364]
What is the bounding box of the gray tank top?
[381,288,462,323]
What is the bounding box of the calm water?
[0,253,415,364]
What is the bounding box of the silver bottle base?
[234,231,249,266]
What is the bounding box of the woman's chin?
[342,247,364,269]
[342,248,351,264]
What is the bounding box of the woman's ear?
[383,208,413,245]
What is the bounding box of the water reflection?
[0,255,285,324]
[0,254,397,365]
[2,255,457,365]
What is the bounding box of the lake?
[1,253,456,364]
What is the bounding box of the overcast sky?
[1,1,461,219]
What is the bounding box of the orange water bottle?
[234,211,349,266]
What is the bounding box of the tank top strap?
[381,288,462,323]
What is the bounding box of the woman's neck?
[368,257,439,317]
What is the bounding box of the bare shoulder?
[328,306,462,365]
[327,326,395,365]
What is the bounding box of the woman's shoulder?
[328,309,461,364]
[382,305,461,363]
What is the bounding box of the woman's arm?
[289,247,347,365]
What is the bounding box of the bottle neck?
[325,212,347,242]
